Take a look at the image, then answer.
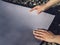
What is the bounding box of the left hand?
[30,5,47,14]
[33,28,56,43]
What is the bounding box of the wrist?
[42,4,50,11]
[43,0,60,10]
[38,4,49,12]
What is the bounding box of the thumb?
[30,7,37,12]
[37,9,45,15]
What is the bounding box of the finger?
[34,30,48,34]
[33,30,38,34]
[33,30,45,35]
[33,30,49,37]
[34,36,45,41]
[33,30,49,40]
[34,35,50,42]
[33,31,46,37]
[30,7,37,12]
[33,33,45,38]
[37,11,42,15]
[33,31,43,36]
[37,8,45,15]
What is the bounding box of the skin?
[30,0,60,44]
[33,29,60,44]
[30,0,60,14]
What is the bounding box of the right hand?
[30,4,47,14]
[33,29,56,43]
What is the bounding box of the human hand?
[33,29,56,43]
[30,5,47,14]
